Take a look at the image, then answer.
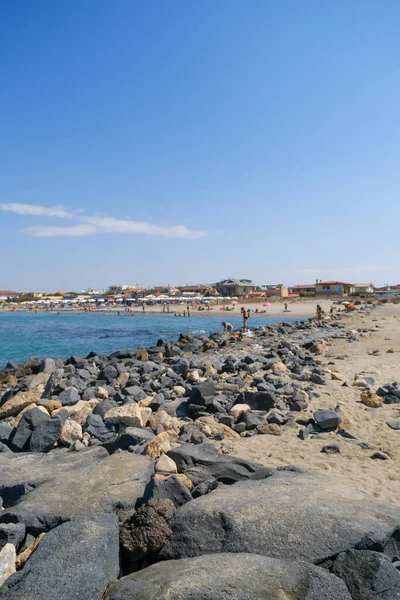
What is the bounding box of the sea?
[0,312,306,368]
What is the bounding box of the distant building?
[0,290,19,301]
[289,284,316,295]
[107,285,142,295]
[249,285,288,298]
[315,281,353,295]
[214,278,256,297]
[179,285,215,295]
[352,283,374,294]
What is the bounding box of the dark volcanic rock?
[0,513,119,600]
[190,380,216,405]
[9,407,51,452]
[120,499,175,565]
[161,469,400,564]
[167,442,272,486]
[234,390,277,411]
[29,411,67,453]
[58,387,80,406]
[0,522,25,551]
[0,447,153,533]
[105,553,352,600]
[332,549,400,600]
[139,475,192,508]
[314,409,341,430]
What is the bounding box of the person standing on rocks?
[222,321,233,332]
[241,307,248,331]
[316,304,323,323]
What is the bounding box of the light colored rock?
[272,360,288,372]
[360,390,383,408]
[41,399,62,413]
[186,370,200,383]
[353,379,370,389]
[16,533,45,570]
[0,543,16,586]
[138,397,154,408]
[104,404,151,428]
[0,374,17,388]
[115,372,129,386]
[27,372,50,390]
[230,403,251,422]
[155,454,178,474]
[144,432,171,460]
[60,419,83,445]
[97,386,109,399]
[387,347,396,353]
[173,386,186,396]
[70,399,100,427]
[52,400,88,417]
[292,388,310,403]
[331,371,345,381]
[196,416,240,439]
[149,411,180,439]
[205,366,218,377]
[0,385,44,419]
[82,432,90,447]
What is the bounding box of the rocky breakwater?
[0,319,399,599]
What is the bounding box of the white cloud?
[25,224,96,237]
[0,203,72,218]
[80,216,207,239]
[24,216,207,240]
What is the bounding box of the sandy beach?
[221,302,400,505]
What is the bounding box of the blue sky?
[1,1,399,292]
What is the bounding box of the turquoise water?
[0,312,305,368]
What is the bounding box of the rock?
[149,411,180,438]
[361,390,383,408]
[144,432,171,460]
[332,549,400,600]
[105,553,352,600]
[331,371,345,381]
[9,406,51,452]
[313,409,341,430]
[0,386,43,419]
[229,403,251,422]
[166,442,272,486]
[39,358,56,375]
[267,412,288,426]
[29,412,67,453]
[11,402,39,427]
[26,372,50,390]
[42,368,64,398]
[0,523,25,552]
[371,451,390,460]
[387,347,396,353]
[0,544,16,587]
[0,447,153,532]
[139,475,192,508]
[321,444,341,454]
[387,420,400,430]
[191,477,218,499]
[85,414,116,443]
[93,399,118,418]
[156,454,177,474]
[123,385,147,402]
[58,387,80,406]
[292,388,310,403]
[240,410,266,430]
[234,391,276,411]
[189,380,216,405]
[195,416,239,439]
[0,513,119,600]
[257,423,281,436]
[60,419,83,445]
[104,405,151,428]
[172,358,190,376]
[96,386,109,399]
[0,422,13,444]
[120,499,175,566]
[161,469,400,563]
[69,398,99,426]
[16,533,44,570]
[104,427,154,453]
[41,399,62,413]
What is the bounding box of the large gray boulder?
[166,442,272,485]
[0,513,119,600]
[161,470,400,564]
[105,552,352,600]
[0,447,153,533]
[332,550,400,599]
